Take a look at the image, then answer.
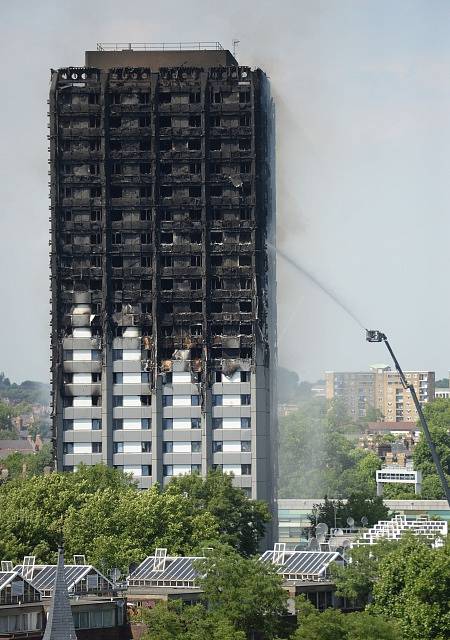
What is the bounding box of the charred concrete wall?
[49,57,277,537]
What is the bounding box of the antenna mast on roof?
[232,39,240,58]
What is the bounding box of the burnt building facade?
[49,43,276,511]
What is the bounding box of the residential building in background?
[326,365,435,422]
[49,43,277,513]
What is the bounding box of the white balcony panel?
[123,443,141,453]
[223,464,242,476]
[124,465,142,477]
[72,373,92,384]
[223,395,241,407]
[173,395,191,407]
[173,371,191,383]
[123,372,141,384]
[172,442,191,453]
[73,397,92,407]
[123,327,140,338]
[73,443,92,454]
[173,418,191,430]
[123,419,142,430]
[123,396,141,407]
[173,464,191,476]
[222,418,241,429]
[222,441,241,453]
[123,349,141,361]
[73,327,91,338]
[73,350,92,361]
[73,419,92,431]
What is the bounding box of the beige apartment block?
[326,366,435,422]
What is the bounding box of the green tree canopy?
[0,466,269,571]
[369,534,450,640]
[164,470,270,556]
[293,597,399,640]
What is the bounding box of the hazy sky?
[1,0,450,383]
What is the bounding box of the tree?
[196,547,288,639]
[164,470,270,556]
[309,493,389,532]
[0,465,268,571]
[1,443,53,479]
[330,541,393,604]
[138,600,245,640]
[293,597,398,640]
[412,399,450,499]
[370,534,450,640]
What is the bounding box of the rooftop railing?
[96,42,224,52]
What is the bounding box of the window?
[192,418,201,429]
[112,162,122,175]
[192,441,201,453]
[190,91,200,104]
[161,232,173,244]
[141,233,151,244]
[212,418,223,429]
[241,441,251,452]
[241,371,250,382]
[163,395,173,407]
[109,116,121,129]
[92,419,101,430]
[241,464,251,475]
[141,255,151,267]
[114,442,123,453]
[188,139,201,151]
[63,419,73,431]
[241,417,251,429]
[90,115,100,128]
[90,233,101,245]
[210,186,222,197]
[159,115,171,128]
[239,139,251,151]
[190,255,201,267]
[139,93,150,104]
[139,116,151,127]
[163,465,173,476]
[189,186,201,198]
[111,186,122,198]
[190,162,201,174]
[191,464,201,474]
[110,140,121,151]
[113,349,123,360]
[189,115,201,127]
[141,418,151,430]
[210,115,221,127]
[113,419,123,430]
[63,443,73,454]
[213,441,222,453]
[239,91,251,103]
[92,442,102,453]
[210,139,221,151]
[140,163,151,175]
[160,139,172,152]
[191,395,200,406]
[142,465,151,476]
[240,113,251,126]
[140,209,151,221]
[212,395,223,406]
[159,92,171,103]
[140,139,151,151]
[113,396,123,407]
[163,418,173,430]
[140,395,151,406]
[160,186,173,198]
[240,300,252,312]
[142,442,151,453]
[241,394,251,405]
